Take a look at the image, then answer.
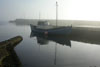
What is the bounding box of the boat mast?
[56,2,58,27]
[54,2,58,65]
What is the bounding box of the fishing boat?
[30,2,72,35]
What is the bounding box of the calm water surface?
[0,21,100,67]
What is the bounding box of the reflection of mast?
[54,43,57,65]
[39,44,40,52]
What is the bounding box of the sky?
[1,0,100,21]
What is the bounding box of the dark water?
[1,21,100,67]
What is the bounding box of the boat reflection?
[30,31,71,47]
[30,30,71,65]
[36,37,49,45]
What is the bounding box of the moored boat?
[30,2,72,35]
[30,23,72,35]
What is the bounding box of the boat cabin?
[37,21,54,29]
[38,21,50,26]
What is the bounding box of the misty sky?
[1,0,100,21]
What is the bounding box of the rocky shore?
[0,36,23,67]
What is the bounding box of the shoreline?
[0,36,23,67]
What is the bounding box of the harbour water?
[0,20,100,67]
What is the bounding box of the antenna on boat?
[56,1,58,27]
[39,12,41,21]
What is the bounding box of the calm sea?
[0,20,100,67]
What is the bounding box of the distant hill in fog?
[10,19,100,27]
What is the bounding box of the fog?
[1,0,100,21]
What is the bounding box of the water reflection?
[30,29,71,65]
[30,31,71,47]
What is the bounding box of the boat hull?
[30,24,72,35]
